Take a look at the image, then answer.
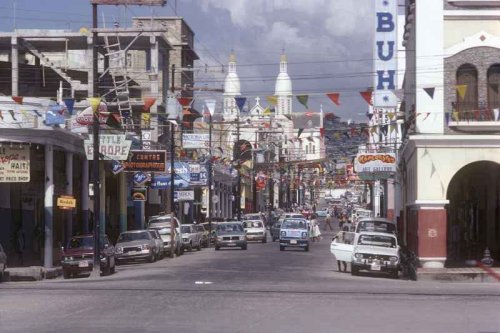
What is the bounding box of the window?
[313,145,316,154]
[488,64,500,109]
[456,64,478,113]
[305,145,309,154]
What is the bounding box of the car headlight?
[355,253,363,259]
[217,236,223,241]
[142,244,150,250]
[301,232,308,238]
[63,256,73,261]
[280,231,286,237]
[115,247,123,254]
[390,256,399,262]
[182,238,188,242]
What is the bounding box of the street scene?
[1,0,500,332]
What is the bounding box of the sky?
[0,0,379,122]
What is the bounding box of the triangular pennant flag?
[381,125,388,136]
[177,97,192,108]
[234,97,247,112]
[367,113,374,121]
[455,85,467,100]
[326,93,340,106]
[423,87,435,99]
[370,126,378,134]
[63,98,75,115]
[389,124,396,133]
[266,96,278,106]
[296,95,309,109]
[8,110,17,121]
[444,112,450,125]
[387,112,394,120]
[489,83,499,94]
[12,96,23,104]
[19,108,28,118]
[360,91,373,105]
[297,128,304,137]
[307,136,314,142]
[106,113,122,129]
[452,111,459,121]
[204,99,216,116]
[87,97,101,113]
[263,107,272,115]
[143,97,156,112]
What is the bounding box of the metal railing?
[451,101,500,122]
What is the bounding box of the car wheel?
[390,270,399,279]
[197,242,202,251]
[148,252,155,263]
[63,269,71,279]
[262,237,267,244]
[280,246,285,251]
[215,245,220,251]
[351,266,359,276]
[304,246,309,252]
[103,260,111,276]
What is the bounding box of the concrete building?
[400,0,500,268]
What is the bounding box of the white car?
[330,231,399,279]
[148,215,183,256]
[180,224,202,251]
[243,220,267,243]
[355,217,397,235]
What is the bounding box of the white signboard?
[175,190,195,201]
[0,146,30,182]
[84,135,132,161]
[182,134,210,149]
[374,0,398,107]
[354,153,396,173]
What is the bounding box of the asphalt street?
[1,226,500,333]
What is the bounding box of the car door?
[330,231,356,263]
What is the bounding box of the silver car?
[115,230,158,264]
[180,224,202,251]
[0,243,6,282]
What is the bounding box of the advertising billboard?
[123,150,167,172]
[354,153,396,173]
[0,146,30,182]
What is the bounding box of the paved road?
[1,228,500,333]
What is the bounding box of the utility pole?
[235,116,241,220]
[169,63,176,258]
[91,2,101,277]
[207,111,213,245]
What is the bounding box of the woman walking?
[310,214,321,242]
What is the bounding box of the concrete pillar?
[119,172,127,233]
[44,144,54,268]
[87,36,94,97]
[99,161,106,235]
[65,152,73,243]
[11,36,18,96]
[81,159,89,233]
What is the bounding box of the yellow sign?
[57,196,76,209]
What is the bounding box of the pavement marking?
[195,281,213,285]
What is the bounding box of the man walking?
[324,212,333,231]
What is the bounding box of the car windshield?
[181,226,191,233]
[357,221,396,234]
[243,221,263,228]
[357,234,397,248]
[117,232,150,242]
[282,219,307,229]
[217,223,243,233]
[68,237,94,249]
[148,217,171,228]
[151,227,171,235]
[243,214,261,220]
[148,231,158,239]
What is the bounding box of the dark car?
[215,222,247,250]
[61,234,116,279]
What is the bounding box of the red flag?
[12,96,23,104]
[326,93,340,106]
[360,91,373,105]
[177,97,192,108]
[143,97,156,112]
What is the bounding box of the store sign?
[133,171,150,185]
[131,187,147,201]
[182,134,210,149]
[57,196,76,209]
[123,150,167,172]
[174,190,194,202]
[0,146,30,183]
[84,135,132,161]
[150,163,207,189]
[374,0,398,107]
[354,153,396,173]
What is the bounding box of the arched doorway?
[446,161,500,265]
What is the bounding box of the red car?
[61,234,116,279]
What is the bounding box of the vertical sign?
[374,0,398,107]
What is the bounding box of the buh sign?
[374,0,398,107]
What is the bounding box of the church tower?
[274,53,292,115]
[223,52,241,120]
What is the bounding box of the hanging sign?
[174,190,195,202]
[84,135,132,161]
[131,187,147,201]
[133,171,150,185]
[182,134,210,149]
[0,146,30,182]
[123,150,167,172]
[354,153,396,173]
[57,195,76,209]
[374,0,398,107]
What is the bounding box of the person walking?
[324,212,333,231]
[310,214,321,242]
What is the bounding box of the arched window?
[487,64,500,109]
[456,64,478,112]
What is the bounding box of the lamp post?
[207,111,213,245]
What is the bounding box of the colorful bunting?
[380,125,388,136]
[423,87,435,99]
[452,111,459,121]
[143,97,156,112]
[455,85,467,100]
[296,95,309,109]
[204,99,216,116]
[387,112,394,120]
[326,93,340,106]
[360,91,373,105]
[63,98,75,115]
[263,107,272,115]
[235,97,247,112]
[177,97,192,108]
[367,113,374,121]
[87,97,101,113]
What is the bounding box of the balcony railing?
[448,102,500,132]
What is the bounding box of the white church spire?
[223,52,241,120]
[275,52,292,115]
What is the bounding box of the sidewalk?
[3,266,62,282]
[418,266,500,283]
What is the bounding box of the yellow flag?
[370,126,378,134]
[452,111,459,121]
[263,107,272,115]
[387,112,394,120]
[141,113,151,122]
[266,96,278,106]
[87,97,101,113]
[455,85,467,100]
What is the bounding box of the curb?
[4,266,62,282]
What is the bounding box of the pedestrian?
[333,232,347,272]
[16,228,26,266]
[337,259,347,272]
[324,213,333,231]
[342,219,353,232]
[310,214,321,242]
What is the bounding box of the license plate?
[371,263,381,271]
[226,243,236,247]
[290,240,297,244]
[78,261,89,268]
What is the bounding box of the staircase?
[103,34,134,129]
[20,40,88,91]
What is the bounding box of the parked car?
[215,222,247,250]
[330,231,399,278]
[180,224,202,251]
[270,220,282,242]
[115,230,158,264]
[148,229,165,259]
[355,217,397,235]
[60,234,116,279]
[0,242,6,282]
[201,222,219,244]
[279,218,310,251]
[242,220,267,243]
[194,224,209,248]
[148,215,183,256]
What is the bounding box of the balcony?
[448,102,500,133]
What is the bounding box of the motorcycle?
[399,246,418,281]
